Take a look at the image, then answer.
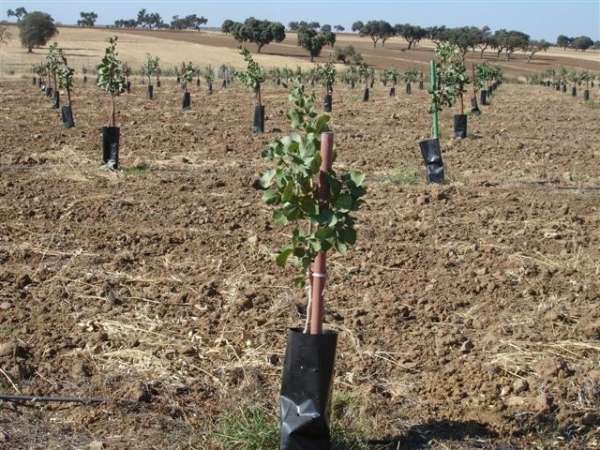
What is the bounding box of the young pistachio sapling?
[180,61,194,110]
[475,63,493,105]
[46,43,61,107]
[57,53,75,128]
[33,62,46,90]
[580,71,592,101]
[435,42,470,138]
[142,54,159,99]
[237,48,267,133]
[568,70,580,96]
[358,63,370,101]
[379,68,388,87]
[317,61,336,112]
[156,62,162,87]
[97,36,126,168]
[194,65,201,87]
[260,82,365,332]
[82,65,88,84]
[403,68,418,94]
[385,67,400,96]
[419,57,455,184]
[470,64,482,113]
[558,66,568,92]
[204,65,215,94]
[218,64,230,88]
[261,83,365,447]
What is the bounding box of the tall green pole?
[430,60,440,140]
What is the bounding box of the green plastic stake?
[430,60,440,140]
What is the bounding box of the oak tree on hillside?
[78,11,98,27]
[351,21,364,32]
[526,39,550,62]
[224,17,286,53]
[298,26,331,61]
[395,23,427,49]
[18,11,58,53]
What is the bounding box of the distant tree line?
[556,34,597,51]
[113,9,207,30]
[348,21,557,62]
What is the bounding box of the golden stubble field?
[0,26,322,75]
[1,25,599,79]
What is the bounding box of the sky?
[1,1,599,41]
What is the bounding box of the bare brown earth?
[1,78,600,449]
[120,29,600,79]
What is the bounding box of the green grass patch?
[213,406,278,450]
[212,392,372,450]
[121,163,151,176]
[381,164,420,186]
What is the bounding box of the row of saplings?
[31,37,502,179]
[27,37,505,448]
[537,67,596,102]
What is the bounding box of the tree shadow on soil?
[367,419,499,450]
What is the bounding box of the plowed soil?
[1,79,600,449]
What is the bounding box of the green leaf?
[334,194,354,211]
[259,169,276,188]
[315,114,331,133]
[275,247,294,267]
[335,241,348,254]
[261,190,279,204]
[349,171,365,187]
[339,227,357,245]
[315,227,334,240]
[273,210,288,226]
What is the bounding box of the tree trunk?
[459,93,464,115]
[256,84,262,107]
[110,96,116,128]
[28,47,33,53]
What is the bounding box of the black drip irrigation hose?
[0,395,139,406]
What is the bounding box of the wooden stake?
[309,131,334,335]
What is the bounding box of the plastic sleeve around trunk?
[52,92,60,109]
[280,328,337,450]
[323,94,332,112]
[102,127,120,169]
[61,105,75,128]
[252,105,265,134]
[362,88,369,102]
[182,92,191,110]
[453,114,468,139]
[419,138,444,184]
